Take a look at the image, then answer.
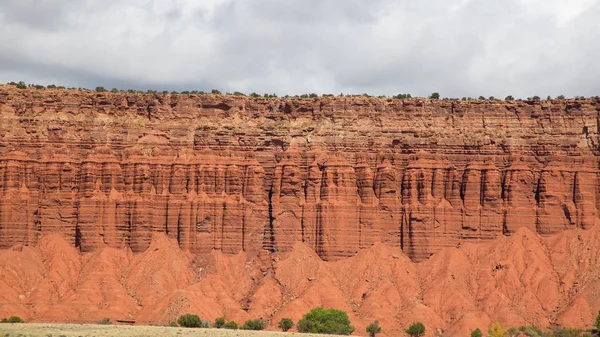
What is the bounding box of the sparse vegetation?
[557,95,565,99]
[241,318,267,330]
[296,307,354,335]
[168,321,178,327]
[98,317,111,325]
[489,322,506,337]
[471,328,482,337]
[595,310,600,330]
[177,314,205,328]
[213,317,226,328]
[405,322,425,337]
[1,316,24,323]
[278,318,294,332]
[393,93,412,99]
[224,320,238,329]
[366,320,382,337]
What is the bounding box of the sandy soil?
[0,324,347,337]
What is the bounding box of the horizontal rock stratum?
[0,86,599,262]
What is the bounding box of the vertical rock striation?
[1,86,599,261]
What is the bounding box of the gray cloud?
[0,0,598,97]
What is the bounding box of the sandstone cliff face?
[1,85,599,261]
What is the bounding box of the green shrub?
[429,92,440,100]
[16,81,27,89]
[242,318,267,330]
[224,321,238,329]
[551,328,582,337]
[394,94,412,99]
[213,317,225,328]
[505,95,514,100]
[250,92,260,98]
[308,93,318,98]
[177,314,203,328]
[1,316,24,323]
[366,320,382,337]
[471,328,482,337]
[405,322,425,337]
[296,307,354,335]
[98,317,111,325]
[168,321,178,327]
[595,310,600,330]
[478,96,486,100]
[95,86,107,93]
[278,318,294,332]
[532,95,541,101]
[233,91,245,96]
[211,89,221,94]
[557,95,565,99]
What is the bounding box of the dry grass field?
[0,324,352,337]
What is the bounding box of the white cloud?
[0,0,598,97]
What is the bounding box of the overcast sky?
[0,0,598,98]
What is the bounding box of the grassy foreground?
[0,323,337,337]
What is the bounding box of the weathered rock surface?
[2,227,600,336]
[1,85,600,261]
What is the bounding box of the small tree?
[278,318,294,332]
[478,96,486,100]
[16,81,27,89]
[242,318,267,330]
[177,314,203,328]
[95,86,107,92]
[111,88,119,93]
[297,307,354,335]
[429,92,440,100]
[532,95,541,101]
[406,322,425,337]
[211,89,222,94]
[489,322,506,337]
[224,320,238,329]
[214,316,226,328]
[366,320,382,337]
[471,328,482,337]
[557,95,565,99]
[505,95,514,101]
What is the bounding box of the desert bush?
[98,317,111,325]
[1,316,24,323]
[177,314,203,328]
[557,95,565,99]
[406,322,425,337]
[241,318,267,330]
[366,320,382,337]
[16,81,27,89]
[224,320,238,329]
[167,321,178,327]
[95,86,107,92]
[489,322,506,337]
[278,318,294,332]
[394,93,412,99]
[551,328,583,337]
[505,95,514,100]
[213,317,225,328]
[429,92,440,100]
[471,328,482,337]
[532,96,541,101]
[296,307,354,335]
[211,89,221,94]
[233,91,245,96]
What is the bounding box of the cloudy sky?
[0,0,598,98]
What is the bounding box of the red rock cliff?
[1,85,599,261]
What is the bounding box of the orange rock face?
[1,86,600,262]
